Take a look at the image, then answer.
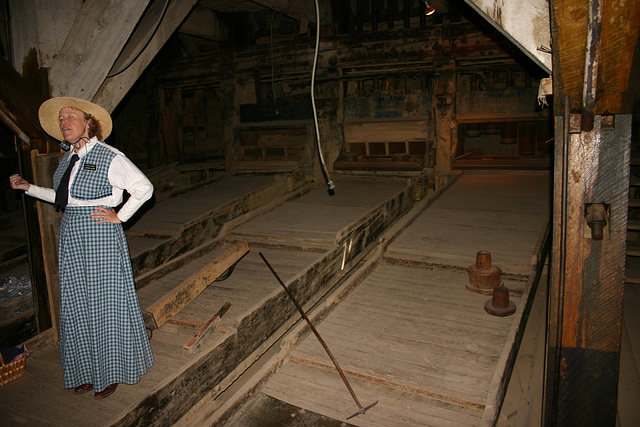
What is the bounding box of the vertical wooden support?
[371,0,378,31]
[388,0,396,29]
[18,144,51,335]
[403,0,410,28]
[31,150,65,344]
[545,114,631,425]
[357,0,364,32]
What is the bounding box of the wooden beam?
[144,241,249,329]
[92,0,199,112]
[551,0,640,116]
[31,151,65,343]
[47,0,151,100]
[179,7,227,41]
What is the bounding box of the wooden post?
[545,114,630,425]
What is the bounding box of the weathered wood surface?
[0,175,415,426]
[32,151,64,343]
[551,0,640,117]
[125,174,304,277]
[229,176,409,247]
[259,172,551,426]
[182,301,231,354]
[545,115,630,425]
[47,0,151,100]
[126,175,277,241]
[0,244,320,426]
[386,173,550,277]
[144,241,248,329]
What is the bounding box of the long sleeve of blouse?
[26,139,153,222]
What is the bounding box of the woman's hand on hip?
[92,207,122,224]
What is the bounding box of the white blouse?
[26,137,153,222]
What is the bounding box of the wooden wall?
[109,1,550,178]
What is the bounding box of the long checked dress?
[26,137,154,393]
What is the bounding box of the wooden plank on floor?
[126,175,275,237]
[263,358,484,426]
[264,262,521,415]
[386,173,550,275]
[231,178,407,245]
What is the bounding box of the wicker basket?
[0,352,26,385]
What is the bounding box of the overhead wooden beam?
[462,0,552,74]
[47,0,151,101]
[251,0,329,25]
[179,7,228,41]
[551,0,640,118]
[92,0,199,112]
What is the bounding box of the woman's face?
[59,106,89,143]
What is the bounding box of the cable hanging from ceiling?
[107,0,170,78]
[310,0,335,196]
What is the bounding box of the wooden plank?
[386,173,550,275]
[93,0,199,112]
[145,241,249,328]
[266,264,520,411]
[264,357,484,426]
[47,0,151,100]
[32,151,63,343]
[183,301,231,354]
[343,121,428,142]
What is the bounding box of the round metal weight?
[467,250,502,295]
[484,286,516,317]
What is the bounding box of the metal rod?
[259,252,377,418]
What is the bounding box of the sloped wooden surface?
[386,173,550,275]
[229,177,408,247]
[260,172,551,426]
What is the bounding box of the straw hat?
[38,97,112,141]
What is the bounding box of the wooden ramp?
[229,176,412,248]
[125,173,301,277]
[257,172,551,426]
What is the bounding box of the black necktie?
[55,154,79,212]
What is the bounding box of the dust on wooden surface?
[260,172,551,426]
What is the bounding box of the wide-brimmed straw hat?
[38,97,112,141]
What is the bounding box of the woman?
[9,97,154,399]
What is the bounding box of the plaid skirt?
[58,206,154,393]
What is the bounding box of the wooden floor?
[2,171,638,426]
[244,172,551,427]
[0,174,409,426]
